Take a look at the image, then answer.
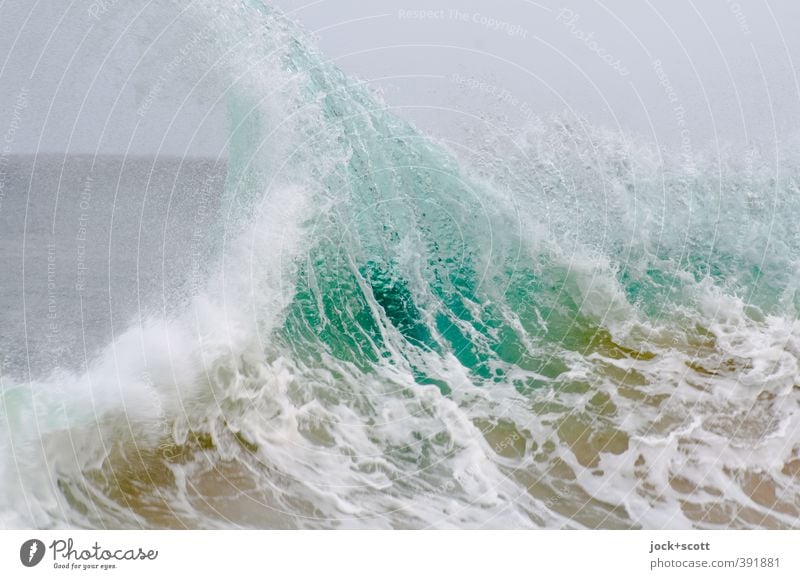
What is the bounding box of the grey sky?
[1,0,798,157]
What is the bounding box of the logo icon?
[20,539,46,567]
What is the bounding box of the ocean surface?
[2,1,800,529]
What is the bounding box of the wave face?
[3,1,800,529]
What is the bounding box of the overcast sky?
[1,0,798,157]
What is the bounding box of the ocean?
[1,1,800,529]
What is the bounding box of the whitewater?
[1,1,800,529]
